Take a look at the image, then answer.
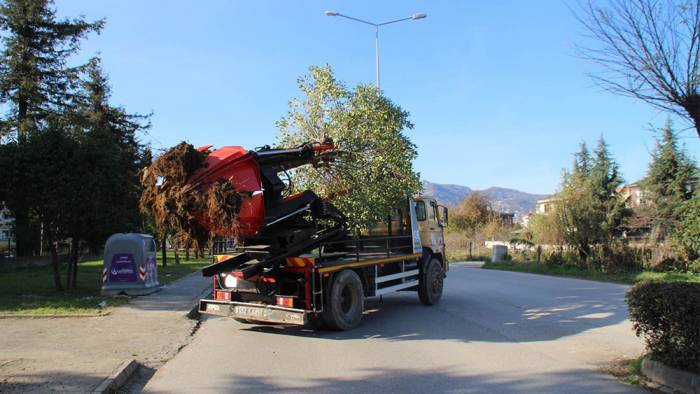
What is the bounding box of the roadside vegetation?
[450,124,698,285]
[482,261,699,285]
[0,253,210,315]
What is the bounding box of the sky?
[56,0,699,195]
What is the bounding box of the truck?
[193,141,449,330]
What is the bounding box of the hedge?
[626,281,700,373]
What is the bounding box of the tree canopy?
[642,119,698,240]
[577,0,700,137]
[277,65,421,230]
[0,0,103,141]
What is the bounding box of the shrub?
[626,281,700,373]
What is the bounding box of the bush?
[626,281,700,373]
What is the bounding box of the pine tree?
[573,141,591,177]
[0,0,103,141]
[0,0,103,257]
[590,137,628,243]
[643,119,698,241]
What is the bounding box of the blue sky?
[57,0,699,195]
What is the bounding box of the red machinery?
[196,141,347,279]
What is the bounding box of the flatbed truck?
[199,196,448,330]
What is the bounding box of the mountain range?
[422,181,550,219]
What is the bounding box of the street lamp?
[324,11,427,90]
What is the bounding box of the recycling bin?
[101,233,160,295]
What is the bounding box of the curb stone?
[92,359,141,394]
[641,356,699,394]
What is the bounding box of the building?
[0,207,14,248]
[535,197,558,214]
[618,182,646,209]
[498,212,515,227]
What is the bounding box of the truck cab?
[414,195,449,271]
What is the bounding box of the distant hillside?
[422,181,549,219]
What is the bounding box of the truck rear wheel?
[418,258,444,305]
[322,269,364,330]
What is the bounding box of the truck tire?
[322,269,364,330]
[418,258,444,306]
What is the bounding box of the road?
[143,263,645,393]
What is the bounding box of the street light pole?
[325,11,427,91]
[375,25,380,89]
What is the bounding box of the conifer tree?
[0,0,103,141]
[643,119,698,241]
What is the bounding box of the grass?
[0,252,211,315]
[482,261,700,284]
[605,356,648,387]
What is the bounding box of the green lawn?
[482,261,700,284]
[0,253,211,315]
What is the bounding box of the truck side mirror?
[438,205,448,227]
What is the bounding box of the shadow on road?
[238,267,633,344]
[180,366,639,394]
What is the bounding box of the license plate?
[234,305,266,319]
[207,304,221,312]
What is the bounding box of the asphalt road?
[143,263,646,394]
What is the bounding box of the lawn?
[482,261,700,284]
[0,253,211,315]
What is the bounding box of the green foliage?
[0,4,148,287]
[672,192,700,262]
[642,119,698,241]
[277,65,421,230]
[0,0,104,141]
[626,281,700,373]
[528,213,563,245]
[555,137,629,265]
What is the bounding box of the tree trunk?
[13,210,32,257]
[174,244,180,265]
[161,238,167,267]
[185,248,190,261]
[683,96,700,138]
[69,239,79,291]
[49,239,62,291]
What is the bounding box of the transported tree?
[277,65,421,230]
[577,0,700,137]
[139,142,244,254]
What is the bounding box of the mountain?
[422,181,549,219]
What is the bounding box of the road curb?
[92,359,141,394]
[0,311,111,319]
[641,356,699,394]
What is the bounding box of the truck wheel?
[322,269,364,330]
[418,258,444,306]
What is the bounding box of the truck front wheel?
[322,269,364,330]
[418,258,444,305]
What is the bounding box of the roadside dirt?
[0,273,209,392]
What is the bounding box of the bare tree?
[577,0,700,138]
